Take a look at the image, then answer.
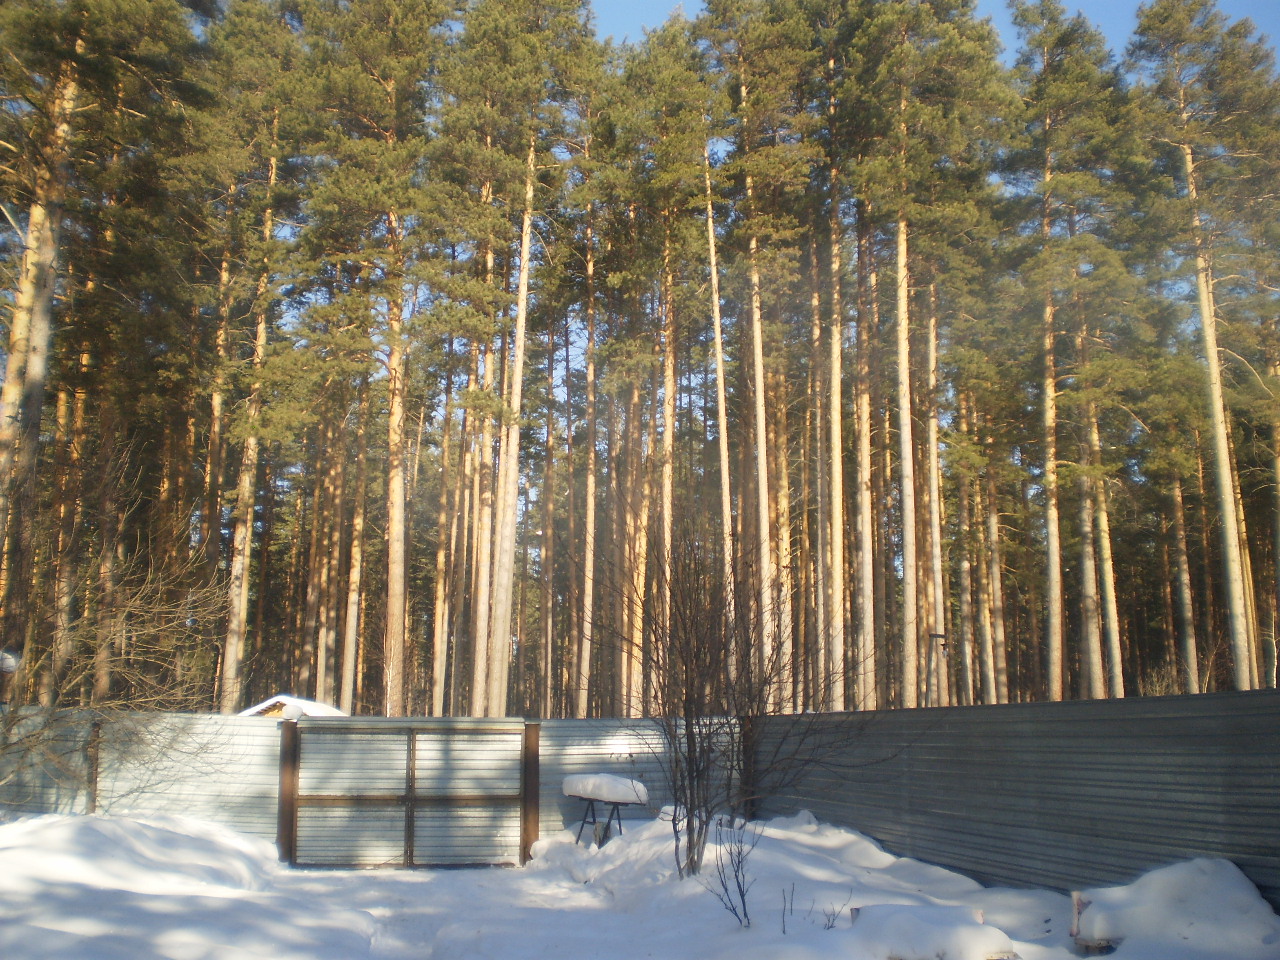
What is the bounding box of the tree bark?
[1171,475,1200,693]
[703,148,737,685]
[1088,409,1123,698]
[487,137,539,716]
[575,209,599,717]
[853,203,878,710]
[0,50,81,576]
[895,216,919,708]
[383,204,410,717]
[745,172,779,707]
[219,135,277,713]
[341,381,370,715]
[1180,142,1253,690]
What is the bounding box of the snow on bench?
[562,773,649,806]
[563,774,649,844]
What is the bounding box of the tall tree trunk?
[1171,475,1201,693]
[0,49,81,578]
[540,348,556,717]
[984,466,1009,704]
[745,172,778,707]
[955,430,976,707]
[1042,304,1065,702]
[1180,143,1253,690]
[575,210,598,717]
[974,467,996,705]
[802,262,821,710]
[316,424,346,706]
[895,215,919,708]
[826,182,847,711]
[853,203,878,710]
[298,425,330,696]
[925,288,948,706]
[341,382,370,715]
[1088,409,1123,698]
[219,134,278,713]
[771,367,796,710]
[1271,365,1280,688]
[203,245,234,573]
[1078,463,1106,700]
[383,206,410,717]
[470,337,497,715]
[703,147,737,682]
[659,215,677,669]
[487,138,539,716]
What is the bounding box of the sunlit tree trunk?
[826,186,847,711]
[1088,409,1123,698]
[853,204,878,710]
[341,382,370,715]
[1171,475,1200,694]
[220,133,278,714]
[745,172,779,707]
[925,289,948,706]
[1180,143,1253,690]
[895,216,919,708]
[0,50,81,575]
[703,148,736,679]
[487,138,539,717]
[575,210,598,717]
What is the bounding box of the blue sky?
[589,0,1280,61]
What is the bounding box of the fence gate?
[277,717,536,868]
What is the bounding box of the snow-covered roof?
[238,695,347,719]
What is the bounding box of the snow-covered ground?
[1,810,1278,960]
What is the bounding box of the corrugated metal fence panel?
[293,717,526,867]
[297,805,405,867]
[755,690,1280,909]
[298,731,408,797]
[0,710,94,816]
[414,729,523,796]
[538,719,670,839]
[95,714,281,841]
[414,804,521,865]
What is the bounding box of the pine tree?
[1130,0,1280,690]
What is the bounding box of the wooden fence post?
[277,719,300,864]
[520,722,540,864]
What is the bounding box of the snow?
[562,772,650,805]
[0,810,1277,960]
[237,694,347,718]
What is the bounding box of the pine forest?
[1,0,1278,719]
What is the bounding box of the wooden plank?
[277,719,300,864]
[521,722,540,864]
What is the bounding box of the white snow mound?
[1075,857,1280,960]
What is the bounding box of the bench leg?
[575,799,598,844]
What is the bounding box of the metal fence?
[0,711,675,866]
[0,710,281,837]
[4,693,1279,909]
[755,690,1280,909]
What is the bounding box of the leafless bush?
[702,815,759,926]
